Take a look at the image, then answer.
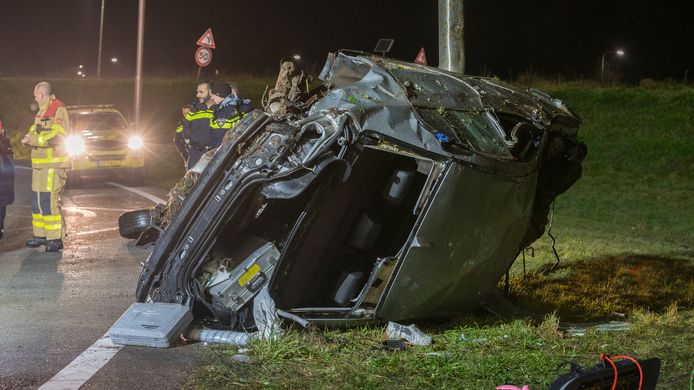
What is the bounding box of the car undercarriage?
[125,50,586,331]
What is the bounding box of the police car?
[65,105,145,186]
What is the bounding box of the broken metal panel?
[313,53,449,156]
[376,162,537,320]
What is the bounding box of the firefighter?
[209,82,250,148]
[20,82,71,252]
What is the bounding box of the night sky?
[0,0,691,81]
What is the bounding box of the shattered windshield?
[417,109,511,157]
[381,63,510,157]
[71,112,127,131]
[386,66,484,111]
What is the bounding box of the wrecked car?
[124,50,586,330]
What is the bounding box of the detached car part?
[126,50,586,330]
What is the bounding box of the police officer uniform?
[209,83,250,148]
[181,102,215,169]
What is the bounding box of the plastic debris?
[188,327,256,346]
[385,321,432,346]
[496,385,530,390]
[563,321,631,337]
[253,286,282,340]
[231,354,255,364]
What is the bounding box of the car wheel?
[125,167,145,187]
[66,170,83,189]
[118,209,151,239]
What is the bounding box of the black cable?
[548,201,561,269]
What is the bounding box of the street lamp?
[110,57,118,63]
[600,49,625,80]
[292,54,301,61]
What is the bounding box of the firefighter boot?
[26,236,47,248]
[45,239,64,252]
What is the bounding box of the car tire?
[125,168,145,187]
[66,170,83,189]
[118,209,151,239]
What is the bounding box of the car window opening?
[194,148,431,324]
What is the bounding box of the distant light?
[77,70,83,76]
[110,57,118,63]
[292,54,301,61]
[616,49,625,56]
[78,64,84,69]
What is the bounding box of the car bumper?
[71,150,145,171]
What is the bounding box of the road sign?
[195,46,212,67]
[196,28,216,49]
[373,38,394,57]
[414,47,428,65]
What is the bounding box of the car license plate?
[98,160,121,167]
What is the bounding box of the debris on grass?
[385,321,432,346]
[561,321,632,337]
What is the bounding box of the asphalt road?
[0,167,203,390]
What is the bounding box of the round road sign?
[195,47,212,67]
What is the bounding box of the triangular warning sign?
[414,48,427,65]
[196,28,216,49]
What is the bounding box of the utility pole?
[97,0,105,79]
[438,0,465,73]
[135,0,145,129]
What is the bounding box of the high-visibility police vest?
[29,97,72,169]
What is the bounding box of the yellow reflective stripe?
[185,111,213,120]
[47,168,54,191]
[175,125,183,133]
[32,213,43,219]
[44,223,63,230]
[43,215,62,222]
[32,220,45,227]
[32,156,68,164]
[210,116,241,129]
[35,124,66,147]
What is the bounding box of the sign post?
[194,28,215,79]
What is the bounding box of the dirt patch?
[509,254,694,321]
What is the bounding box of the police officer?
[209,82,250,148]
[20,82,70,252]
[181,81,216,169]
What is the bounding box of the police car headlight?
[65,135,86,156]
[128,136,143,149]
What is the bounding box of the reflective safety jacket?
[182,103,215,152]
[209,96,251,148]
[28,96,71,169]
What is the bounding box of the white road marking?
[71,227,119,236]
[105,181,167,204]
[38,334,122,390]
